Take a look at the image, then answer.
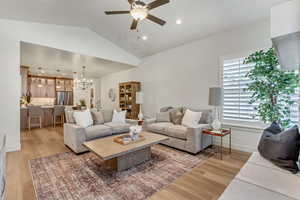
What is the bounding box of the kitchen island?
[20,106,64,130]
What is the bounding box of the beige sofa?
[144,107,213,154]
[64,109,137,153]
[219,152,300,200]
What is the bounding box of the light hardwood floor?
[6,127,250,200]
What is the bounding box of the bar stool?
[28,106,43,130]
[53,105,65,128]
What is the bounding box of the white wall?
[271,0,300,38]
[101,20,272,152]
[0,19,140,152]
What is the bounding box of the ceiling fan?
[105,0,170,30]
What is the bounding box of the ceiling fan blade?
[147,0,170,10]
[130,20,138,30]
[146,14,166,26]
[105,11,130,15]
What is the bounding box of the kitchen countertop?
[21,105,55,109]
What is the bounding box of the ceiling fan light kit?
[105,0,170,30]
[130,2,148,20]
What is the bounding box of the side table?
[202,128,231,160]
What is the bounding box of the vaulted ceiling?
[21,42,134,78]
[0,0,287,58]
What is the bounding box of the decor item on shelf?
[108,88,116,102]
[79,99,86,110]
[95,100,102,111]
[37,78,43,88]
[74,66,93,90]
[209,87,223,130]
[129,125,142,141]
[20,96,28,107]
[105,0,170,30]
[244,48,299,129]
[136,92,144,120]
[26,90,31,104]
[119,82,141,119]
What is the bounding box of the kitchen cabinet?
[56,79,73,92]
[29,77,55,98]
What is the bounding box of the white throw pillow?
[182,109,202,127]
[73,109,93,128]
[112,110,126,123]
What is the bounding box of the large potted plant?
[244,48,299,129]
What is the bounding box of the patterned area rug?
[30,145,211,200]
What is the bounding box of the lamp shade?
[136,92,144,104]
[209,87,223,106]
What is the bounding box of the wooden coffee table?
[84,131,169,172]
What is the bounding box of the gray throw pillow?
[258,123,300,174]
[169,108,184,125]
[100,109,113,123]
[91,111,105,125]
[156,112,170,122]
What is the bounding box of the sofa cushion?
[91,111,105,125]
[166,125,187,140]
[248,152,300,177]
[85,125,112,140]
[156,112,171,122]
[236,162,300,200]
[104,122,130,134]
[219,179,294,200]
[258,124,300,174]
[147,122,173,134]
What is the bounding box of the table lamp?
[136,92,144,121]
[209,87,223,130]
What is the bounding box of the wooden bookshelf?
[119,82,141,119]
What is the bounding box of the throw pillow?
[182,109,202,127]
[112,110,126,123]
[156,112,171,122]
[258,124,300,174]
[73,110,93,128]
[169,108,184,125]
[263,121,282,134]
[91,111,105,125]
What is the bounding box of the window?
[221,57,299,125]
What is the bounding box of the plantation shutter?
[222,57,299,125]
[222,58,257,122]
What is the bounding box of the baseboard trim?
[6,143,21,152]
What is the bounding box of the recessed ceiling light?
[176,19,182,25]
[141,35,148,40]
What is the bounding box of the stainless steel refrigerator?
[56,91,73,105]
